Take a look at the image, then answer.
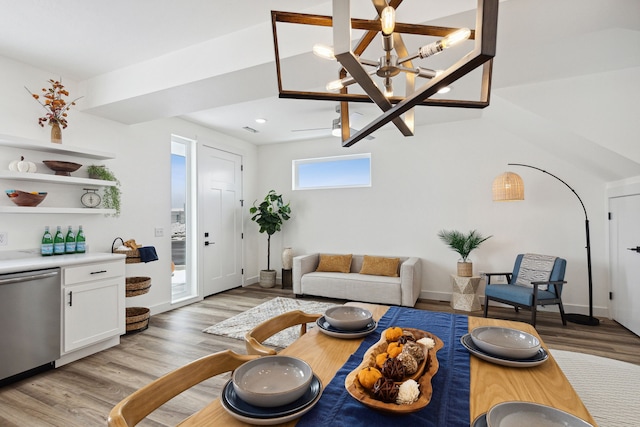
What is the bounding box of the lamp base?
[565,313,600,326]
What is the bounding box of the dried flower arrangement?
[25,79,82,128]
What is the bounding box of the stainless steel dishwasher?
[0,268,61,383]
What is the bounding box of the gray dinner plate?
[487,401,594,427]
[461,334,548,367]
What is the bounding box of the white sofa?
[292,254,421,307]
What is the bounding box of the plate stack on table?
[220,355,323,425]
[472,401,594,427]
[316,306,377,338]
[461,326,548,367]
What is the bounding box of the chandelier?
[271,0,499,146]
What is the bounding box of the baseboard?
[419,290,609,318]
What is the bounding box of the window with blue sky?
[293,153,371,190]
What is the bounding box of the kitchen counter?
[0,250,126,274]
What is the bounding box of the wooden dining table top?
[179,302,595,426]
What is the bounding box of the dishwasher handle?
[0,270,59,285]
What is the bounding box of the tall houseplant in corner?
[437,229,492,277]
[250,190,291,287]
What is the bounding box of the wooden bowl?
[43,160,82,176]
[344,328,443,414]
[6,190,47,207]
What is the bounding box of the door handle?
[627,246,640,253]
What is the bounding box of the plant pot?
[457,261,473,277]
[259,270,277,288]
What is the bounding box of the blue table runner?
[297,306,470,427]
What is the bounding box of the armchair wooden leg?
[531,307,537,327]
[483,298,489,318]
[558,302,567,326]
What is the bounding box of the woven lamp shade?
[492,172,524,201]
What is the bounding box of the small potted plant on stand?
[249,190,291,288]
[437,229,492,277]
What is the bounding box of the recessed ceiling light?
[255,118,267,124]
[437,86,451,94]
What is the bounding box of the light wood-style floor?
[1,284,639,426]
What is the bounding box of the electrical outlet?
[154,227,164,237]
[0,231,7,246]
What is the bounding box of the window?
[293,153,371,190]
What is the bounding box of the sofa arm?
[293,254,319,294]
[400,257,422,307]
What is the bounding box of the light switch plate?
[154,227,164,237]
[0,231,7,246]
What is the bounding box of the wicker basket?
[126,307,150,333]
[112,237,141,263]
[126,276,151,297]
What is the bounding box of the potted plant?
[249,190,291,287]
[437,229,492,277]
[87,165,121,216]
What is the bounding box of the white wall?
[257,117,611,317]
[0,55,258,315]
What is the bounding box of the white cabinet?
[60,260,125,358]
[0,133,117,214]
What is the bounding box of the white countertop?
[0,250,126,274]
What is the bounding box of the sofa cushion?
[359,255,400,277]
[301,272,402,306]
[316,254,352,273]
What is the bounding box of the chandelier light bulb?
[326,79,344,91]
[383,78,393,97]
[441,28,471,49]
[331,118,341,137]
[380,5,396,35]
[312,43,335,60]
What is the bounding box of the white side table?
[450,274,482,311]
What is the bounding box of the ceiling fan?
[291,106,375,140]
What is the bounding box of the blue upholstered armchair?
[483,254,567,326]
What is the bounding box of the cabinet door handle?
[90,270,107,275]
[69,290,73,307]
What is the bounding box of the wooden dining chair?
[107,349,258,427]
[245,310,322,356]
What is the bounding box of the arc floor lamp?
[492,163,600,326]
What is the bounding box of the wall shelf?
[0,171,116,187]
[0,207,115,214]
[0,134,115,160]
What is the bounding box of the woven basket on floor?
[126,276,151,297]
[126,307,150,333]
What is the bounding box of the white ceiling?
[1,0,639,147]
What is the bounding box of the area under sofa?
[292,253,422,307]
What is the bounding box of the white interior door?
[609,194,640,336]
[198,145,243,296]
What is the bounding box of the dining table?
[179,302,596,426]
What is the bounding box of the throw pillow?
[359,255,400,277]
[316,254,352,273]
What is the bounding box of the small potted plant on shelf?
[87,165,121,216]
[249,190,291,288]
[437,229,492,277]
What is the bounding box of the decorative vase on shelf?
[282,247,293,270]
[50,122,62,144]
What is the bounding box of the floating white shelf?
[0,134,115,160]
[0,171,116,187]
[0,206,115,215]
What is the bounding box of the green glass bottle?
[53,226,65,255]
[41,226,53,256]
[65,226,76,254]
[76,225,86,254]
